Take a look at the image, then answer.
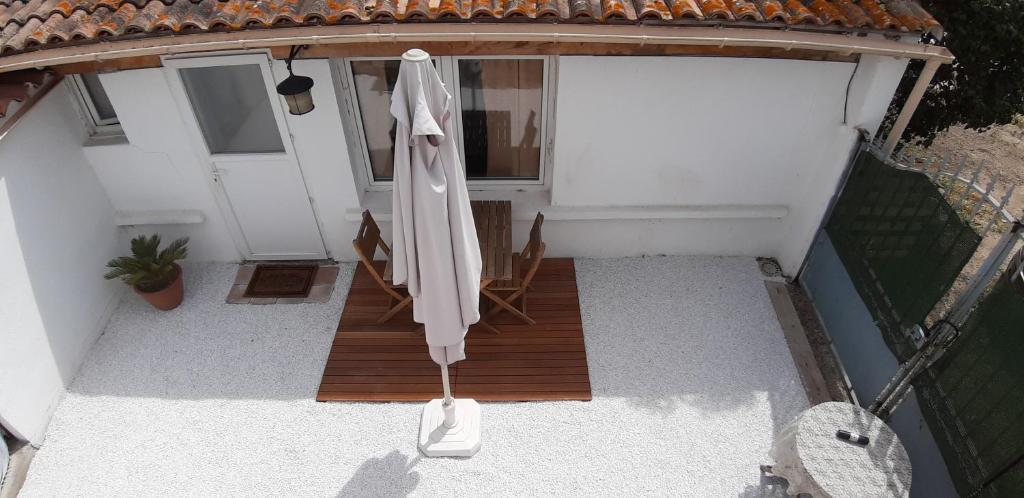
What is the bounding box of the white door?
[166,54,326,260]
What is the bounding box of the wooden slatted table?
[471,200,513,334]
[382,200,511,278]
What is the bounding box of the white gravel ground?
[20,256,808,497]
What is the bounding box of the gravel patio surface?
[20,256,808,497]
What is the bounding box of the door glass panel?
[180,64,285,154]
[350,60,402,181]
[458,59,543,180]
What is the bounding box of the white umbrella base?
[417,398,481,457]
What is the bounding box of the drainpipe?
[881,58,942,155]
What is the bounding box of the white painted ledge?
[345,204,788,223]
[114,210,205,226]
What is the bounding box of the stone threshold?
[226,263,339,305]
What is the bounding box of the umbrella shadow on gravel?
[337,450,422,498]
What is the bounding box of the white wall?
[87,53,906,274]
[550,56,906,273]
[0,85,122,443]
[270,58,364,261]
[91,58,364,262]
[90,68,242,261]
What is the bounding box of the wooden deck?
[317,258,592,402]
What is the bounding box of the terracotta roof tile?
[436,0,467,20]
[403,0,431,20]
[857,0,899,31]
[882,0,922,32]
[0,0,942,56]
[667,0,702,19]
[697,0,733,21]
[634,0,671,21]
[600,0,632,22]
[833,0,869,28]
[568,0,592,19]
[500,0,529,18]
[755,0,788,23]
[726,0,761,22]
[805,0,846,26]
[537,0,562,18]
[781,0,817,24]
[369,0,396,20]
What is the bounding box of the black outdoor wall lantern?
[277,45,315,116]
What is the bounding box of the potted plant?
[105,234,189,310]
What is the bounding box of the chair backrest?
[520,212,545,288]
[353,210,383,261]
[352,211,396,292]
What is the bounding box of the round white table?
[769,401,912,497]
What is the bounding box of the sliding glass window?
[345,56,550,186]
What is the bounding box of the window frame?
[67,73,123,136]
[338,55,554,191]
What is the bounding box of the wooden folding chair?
[481,212,545,326]
[352,210,412,324]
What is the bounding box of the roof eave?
[0,23,954,74]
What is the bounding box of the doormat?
[244,264,318,298]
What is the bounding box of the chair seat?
[487,253,521,290]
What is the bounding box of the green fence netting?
[915,265,1024,497]
[825,148,982,361]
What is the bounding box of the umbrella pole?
[440,351,457,428]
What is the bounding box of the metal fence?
[915,256,1024,497]
[822,139,1023,497]
[824,145,1001,360]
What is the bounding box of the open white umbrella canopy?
[389,48,483,457]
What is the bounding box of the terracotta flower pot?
[133,263,184,311]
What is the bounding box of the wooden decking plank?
[456,367,590,376]
[765,281,833,405]
[457,359,590,368]
[455,383,591,392]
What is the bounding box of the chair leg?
[377,295,412,324]
[481,288,536,325]
[475,320,502,335]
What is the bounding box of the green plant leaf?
[107,234,188,289]
[885,1,1024,145]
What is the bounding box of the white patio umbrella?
[390,48,483,457]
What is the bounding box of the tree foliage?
[104,234,189,292]
[888,1,1024,145]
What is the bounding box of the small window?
[70,73,121,134]
[178,64,285,155]
[346,56,550,186]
